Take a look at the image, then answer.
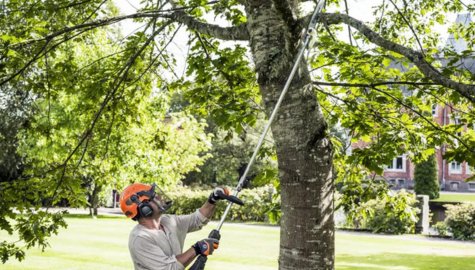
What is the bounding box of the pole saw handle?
[216,190,244,206]
[188,230,221,270]
[189,255,207,270]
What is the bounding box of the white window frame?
[386,155,406,172]
[453,116,461,125]
[449,161,462,174]
[452,115,462,139]
[468,182,475,191]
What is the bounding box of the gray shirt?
[129,209,209,270]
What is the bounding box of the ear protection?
[138,199,154,218]
[130,193,154,219]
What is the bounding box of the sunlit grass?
[431,193,475,203]
[1,216,475,269]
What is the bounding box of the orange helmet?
[120,183,173,220]
[120,183,155,219]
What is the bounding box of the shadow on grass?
[337,253,475,270]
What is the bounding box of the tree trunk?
[245,1,334,269]
[88,184,101,217]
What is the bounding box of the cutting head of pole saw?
[216,189,244,206]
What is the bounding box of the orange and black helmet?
[120,183,155,219]
[120,183,173,220]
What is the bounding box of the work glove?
[193,238,219,256]
[208,187,229,204]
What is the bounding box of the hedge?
[166,185,281,224]
[435,202,475,240]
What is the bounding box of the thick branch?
[272,0,300,37]
[312,80,437,88]
[164,11,249,41]
[13,9,248,48]
[315,12,475,103]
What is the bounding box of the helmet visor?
[151,184,173,212]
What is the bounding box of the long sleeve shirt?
[129,209,209,270]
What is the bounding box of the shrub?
[352,190,419,234]
[166,185,280,224]
[414,155,439,199]
[436,203,475,240]
[433,222,449,237]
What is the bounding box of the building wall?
[380,104,475,192]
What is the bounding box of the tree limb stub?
[315,12,475,103]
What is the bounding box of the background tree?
[1,4,212,260]
[1,1,475,269]
[414,154,440,199]
[0,85,32,182]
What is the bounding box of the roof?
[445,13,472,53]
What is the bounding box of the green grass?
[431,193,475,203]
[2,216,475,270]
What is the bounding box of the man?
[120,183,228,270]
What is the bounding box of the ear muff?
[129,194,154,218]
[138,200,154,217]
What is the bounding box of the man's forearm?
[199,201,216,219]
[176,247,197,267]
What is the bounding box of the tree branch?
[272,0,300,39]
[314,85,473,154]
[11,8,249,49]
[387,0,425,56]
[312,80,438,88]
[164,11,249,41]
[315,12,475,103]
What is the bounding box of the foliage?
[350,190,419,234]
[182,115,278,187]
[1,22,212,262]
[435,203,475,240]
[414,155,439,199]
[167,185,280,224]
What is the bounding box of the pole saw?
[189,1,326,269]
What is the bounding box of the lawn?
[2,215,475,270]
[431,192,475,203]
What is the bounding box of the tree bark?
[88,183,101,217]
[245,1,334,269]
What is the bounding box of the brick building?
[383,103,474,192]
[356,13,475,192]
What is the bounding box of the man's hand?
[193,238,219,256]
[208,187,229,204]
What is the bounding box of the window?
[398,179,405,187]
[387,156,405,171]
[468,182,475,191]
[388,179,396,187]
[450,182,460,191]
[453,116,461,125]
[452,116,462,138]
[431,104,437,116]
[449,161,462,174]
